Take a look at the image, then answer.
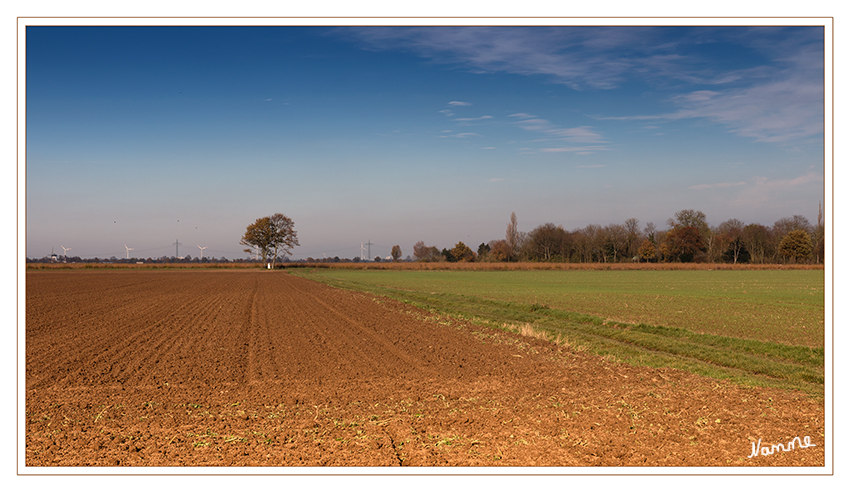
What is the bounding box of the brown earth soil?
[24,270,825,468]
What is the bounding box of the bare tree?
[717,218,746,264]
[742,223,770,264]
[774,215,813,236]
[526,223,571,262]
[624,218,640,259]
[413,241,441,262]
[644,222,658,244]
[506,212,519,261]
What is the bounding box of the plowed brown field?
[25,270,824,467]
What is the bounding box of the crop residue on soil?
[25,270,824,467]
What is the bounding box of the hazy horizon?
[25,24,826,261]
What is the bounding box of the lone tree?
[391,245,402,261]
[240,213,299,268]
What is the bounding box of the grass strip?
[294,270,824,396]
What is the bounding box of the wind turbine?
[60,246,71,260]
[197,245,207,260]
[124,244,134,259]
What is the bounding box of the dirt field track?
[25,270,824,467]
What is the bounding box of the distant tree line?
[28,206,825,266]
[412,207,825,265]
[27,255,237,264]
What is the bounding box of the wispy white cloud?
[342,27,819,93]
[438,132,481,138]
[541,146,608,153]
[546,126,605,142]
[688,181,747,190]
[340,27,665,90]
[510,113,608,152]
[599,73,823,144]
[594,33,823,145]
[343,27,823,145]
[448,101,472,106]
[454,115,493,122]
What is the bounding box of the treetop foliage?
[240,213,299,268]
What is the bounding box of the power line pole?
[365,239,373,261]
[173,239,182,258]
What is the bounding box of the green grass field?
[292,268,825,396]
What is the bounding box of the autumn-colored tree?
[669,209,710,235]
[663,226,705,262]
[772,216,813,262]
[778,229,813,263]
[240,213,299,268]
[488,239,512,262]
[413,241,441,262]
[638,239,658,262]
[450,241,476,262]
[391,245,402,261]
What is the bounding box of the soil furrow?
[24,270,825,467]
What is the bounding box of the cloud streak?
[454,115,493,122]
[343,26,823,145]
[601,73,823,144]
[510,113,608,153]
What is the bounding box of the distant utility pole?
[366,239,373,261]
[173,239,182,258]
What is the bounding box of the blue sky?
[25,25,826,260]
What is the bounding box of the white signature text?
[748,436,816,458]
